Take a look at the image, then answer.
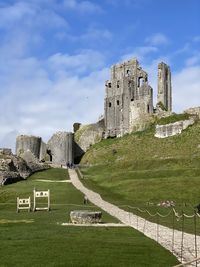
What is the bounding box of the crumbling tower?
[104,58,153,138]
[16,135,41,159]
[157,62,172,111]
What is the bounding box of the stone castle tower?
[157,62,172,111]
[104,58,172,138]
[104,58,153,138]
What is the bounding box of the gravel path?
[61,223,126,227]
[36,179,71,183]
[68,169,200,266]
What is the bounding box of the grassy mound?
[0,168,179,266]
[80,119,200,233]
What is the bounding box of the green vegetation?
[0,168,179,266]
[156,112,191,125]
[157,101,167,111]
[80,120,200,234]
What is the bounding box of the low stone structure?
[155,118,195,138]
[70,210,102,224]
[184,107,200,119]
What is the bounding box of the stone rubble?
[69,168,200,266]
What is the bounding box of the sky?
[0,0,200,151]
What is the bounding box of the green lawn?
[0,168,179,266]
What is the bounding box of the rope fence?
[115,203,200,266]
[77,167,200,264]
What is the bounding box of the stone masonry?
[15,58,173,165]
[184,107,200,119]
[47,132,73,165]
[16,135,41,159]
[155,118,195,138]
[104,58,171,138]
[157,62,172,111]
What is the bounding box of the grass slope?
[0,168,179,266]
[80,119,200,233]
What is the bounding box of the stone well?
[70,210,102,224]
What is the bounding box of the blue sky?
[0,0,200,151]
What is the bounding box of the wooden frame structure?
[17,197,31,212]
[33,189,50,211]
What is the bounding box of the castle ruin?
[104,58,172,138]
[157,62,172,111]
[15,58,172,165]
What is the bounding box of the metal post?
[17,197,19,213]
[194,210,197,267]
[48,189,50,211]
[172,209,175,252]
[181,211,184,263]
[33,189,36,211]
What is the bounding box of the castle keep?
[104,59,172,138]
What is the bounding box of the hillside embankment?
[80,116,200,216]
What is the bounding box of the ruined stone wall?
[47,132,73,165]
[74,119,105,160]
[184,107,200,119]
[104,58,153,137]
[16,135,42,159]
[0,148,12,155]
[39,141,47,161]
[155,119,195,138]
[157,62,172,111]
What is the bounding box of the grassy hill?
[80,115,200,233]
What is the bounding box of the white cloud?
[145,33,169,46]
[0,50,108,152]
[173,65,200,112]
[0,2,34,28]
[63,0,103,13]
[185,52,200,66]
[193,36,200,42]
[48,50,106,75]
[121,46,158,62]
[79,28,112,42]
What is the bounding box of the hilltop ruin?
[104,59,172,138]
[12,58,173,167]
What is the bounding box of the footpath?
[68,168,200,266]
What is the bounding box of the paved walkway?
[68,169,200,266]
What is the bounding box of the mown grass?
[80,120,200,234]
[0,168,179,266]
